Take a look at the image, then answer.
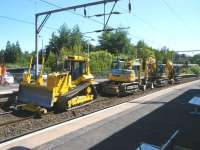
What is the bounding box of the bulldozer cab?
[64,56,89,80]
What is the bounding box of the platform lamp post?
[87,38,95,58]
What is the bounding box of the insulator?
[84,7,87,17]
[128,0,132,13]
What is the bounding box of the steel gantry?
[35,0,120,76]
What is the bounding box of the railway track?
[0,111,12,116]
[0,98,101,129]
[0,77,198,143]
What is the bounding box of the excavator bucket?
[18,84,54,108]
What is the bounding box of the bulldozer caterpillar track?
[63,82,91,99]
[56,82,95,111]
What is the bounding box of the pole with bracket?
[35,0,120,76]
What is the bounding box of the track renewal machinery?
[165,61,182,84]
[143,57,182,87]
[100,58,144,96]
[16,55,97,114]
[141,57,169,87]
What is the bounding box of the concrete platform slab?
[0,80,199,150]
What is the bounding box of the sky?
[0,0,200,55]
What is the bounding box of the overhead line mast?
[35,0,120,76]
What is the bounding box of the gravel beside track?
[0,77,198,143]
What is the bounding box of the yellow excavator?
[100,58,144,96]
[16,55,97,114]
[142,57,182,87]
[142,57,157,88]
[166,60,182,84]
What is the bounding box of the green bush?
[182,65,200,76]
[89,50,113,76]
[190,65,200,75]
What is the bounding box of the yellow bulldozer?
[17,55,97,114]
[100,58,144,96]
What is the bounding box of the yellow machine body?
[18,55,96,112]
[108,59,141,82]
[166,60,174,79]
[101,59,141,95]
[108,71,135,82]
[22,57,33,84]
[165,60,182,83]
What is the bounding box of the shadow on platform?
[8,146,31,150]
[89,89,200,150]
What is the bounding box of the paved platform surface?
[0,84,19,95]
[36,81,200,150]
[0,80,199,150]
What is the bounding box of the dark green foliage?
[98,30,136,57]
[0,41,33,68]
[136,40,155,59]
[1,24,200,76]
[3,41,22,64]
[0,50,5,64]
[191,54,200,65]
[182,65,200,76]
[45,24,87,66]
[90,50,113,75]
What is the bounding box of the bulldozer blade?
[18,85,53,108]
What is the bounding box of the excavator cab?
[156,64,166,78]
[112,60,125,69]
[153,63,168,86]
[109,59,135,82]
[101,58,141,96]
[173,64,182,83]
[173,64,181,76]
[133,59,141,81]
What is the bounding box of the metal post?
[42,39,43,51]
[35,15,39,77]
[104,1,106,30]
[87,42,90,58]
[136,48,138,59]
[34,0,119,76]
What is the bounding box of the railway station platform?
[0,84,18,95]
[0,80,199,150]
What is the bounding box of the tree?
[15,41,22,61]
[90,50,113,75]
[4,41,14,63]
[45,24,86,66]
[136,40,154,59]
[98,29,135,57]
[4,41,22,64]
[191,54,200,65]
[0,50,4,64]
